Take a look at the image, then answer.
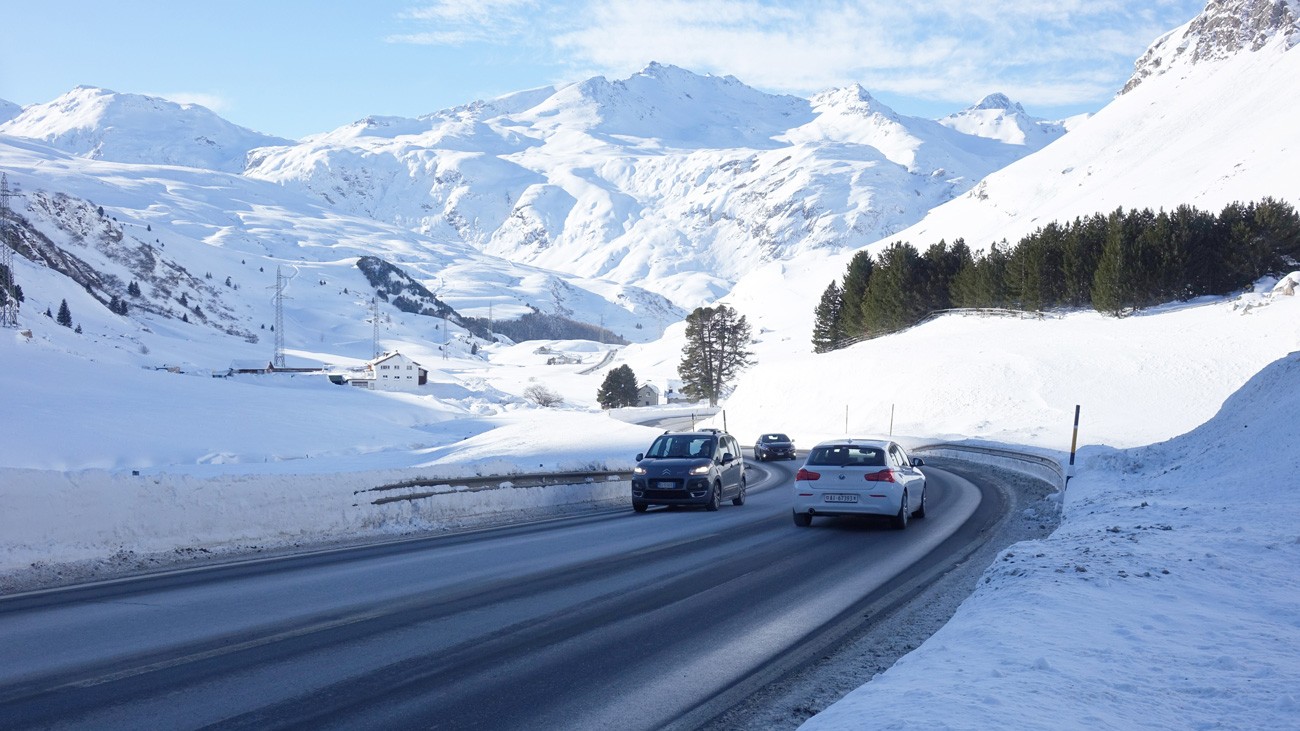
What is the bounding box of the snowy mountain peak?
[1123,0,1300,93]
[0,86,293,172]
[809,84,889,115]
[971,93,1025,114]
[938,93,1063,147]
[517,62,809,148]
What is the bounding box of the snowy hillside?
[0,87,294,173]
[243,64,1064,307]
[800,343,1300,731]
[0,129,683,380]
[883,0,1300,256]
[716,0,1300,351]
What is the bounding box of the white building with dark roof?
[349,351,428,392]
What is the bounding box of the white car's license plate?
[655,480,677,489]
[824,493,859,503]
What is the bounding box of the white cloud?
[388,0,540,45]
[551,0,1205,109]
[386,0,1205,111]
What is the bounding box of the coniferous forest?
[812,198,1300,353]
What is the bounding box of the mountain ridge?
[0,86,293,172]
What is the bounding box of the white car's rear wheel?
[892,490,909,530]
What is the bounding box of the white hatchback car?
[792,439,927,529]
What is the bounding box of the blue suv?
[632,429,747,512]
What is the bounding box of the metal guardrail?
[360,470,632,506]
[362,443,1066,506]
[911,442,1067,489]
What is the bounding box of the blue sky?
[2,1,1207,140]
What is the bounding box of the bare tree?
[524,383,564,408]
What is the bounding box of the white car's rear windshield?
[806,445,886,467]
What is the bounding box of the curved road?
[0,460,1001,730]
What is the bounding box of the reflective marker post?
[1067,404,1081,486]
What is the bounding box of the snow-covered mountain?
[0,86,293,173]
[0,98,21,125]
[243,64,1064,307]
[1123,0,1300,92]
[721,0,1300,345]
[4,0,1290,388]
[0,69,1069,321]
[938,93,1068,147]
[903,0,1300,252]
[0,131,683,380]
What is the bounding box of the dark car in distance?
[631,429,747,512]
[754,433,796,461]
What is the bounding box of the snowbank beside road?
[0,467,631,582]
[800,351,1300,731]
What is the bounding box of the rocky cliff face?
[1124,0,1300,93]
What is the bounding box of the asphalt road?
[0,459,1001,730]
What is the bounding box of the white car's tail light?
[865,469,896,482]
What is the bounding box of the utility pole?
[0,173,18,328]
[370,296,381,359]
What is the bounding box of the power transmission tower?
[0,173,18,328]
[270,266,289,368]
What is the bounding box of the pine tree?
[838,251,874,339]
[1092,208,1139,315]
[56,299,72,328]
[1009,224,1066,310]
[1173,204,1220,298]
[597,364,640,409]
[811,281,845,353]
[919,239,971,313]
[1061,214,1107,306]
[860,242,925,335]
[678,304,753,407]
